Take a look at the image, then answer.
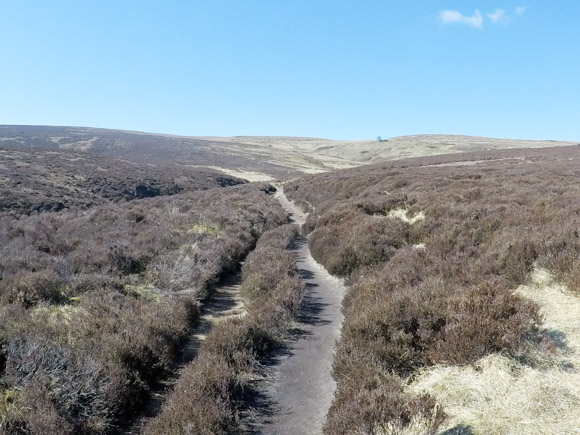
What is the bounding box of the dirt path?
[254,187,345,435]
[123,271,246,434]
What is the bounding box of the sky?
[0,1,578,140]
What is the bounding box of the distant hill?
[209,134,578,165]
[0,125,303,179]
[1,125,576,181]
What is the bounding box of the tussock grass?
[409,354,580,434]
[387,208,425,224]
[408,267,580,434]
[187,222,221,235]
[516,268,580,357]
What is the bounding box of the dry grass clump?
[0,183,286,433]
[387,208,425,224]
[409,268,580,434]
[410,354,580,434]
[285,145,580,433]
[145,224,304,434]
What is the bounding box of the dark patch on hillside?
[0,146,245,217]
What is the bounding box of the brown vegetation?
[285,145,580,433]
[5,125,580,433]
[0,146,244,217]
[0,125,300,178]
[0,183,286,433]
[144,224,304,434]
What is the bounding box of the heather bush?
[0,183,287,433]
[145,224,304,434]
[286,146,580,432]
[241,225,299,306]
[325,371,444,435]
[310,214,416,276]
[2,336,117,433]
[0,291,197,433]
[1,269,67,307]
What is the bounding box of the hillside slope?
[0,126,320,178]
[0,146,243,217]
[2,124,580,434]
[199,134,577,165]
[1,125,576,180]
[285,144,580,434]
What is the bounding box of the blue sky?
[0,1,578,140]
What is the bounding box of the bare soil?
[251,188,346,435]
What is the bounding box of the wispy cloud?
[487,9,509,24]
[439,9,483,28]
[440,6,526,28]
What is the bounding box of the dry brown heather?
[0,146,244,217]
[0,183,287,433]
[144,224,304,434]
[285,144,580,433]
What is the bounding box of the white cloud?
[487,9,509,24]
[440,9,483,28]
[440,7,526,29]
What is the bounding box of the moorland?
[1,125,579,434]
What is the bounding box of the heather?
[0,146,243,217]
[0,183,286,433]
[285,145,580,433]
[145,224,304,434]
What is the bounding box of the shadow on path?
[243,188,346,435]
